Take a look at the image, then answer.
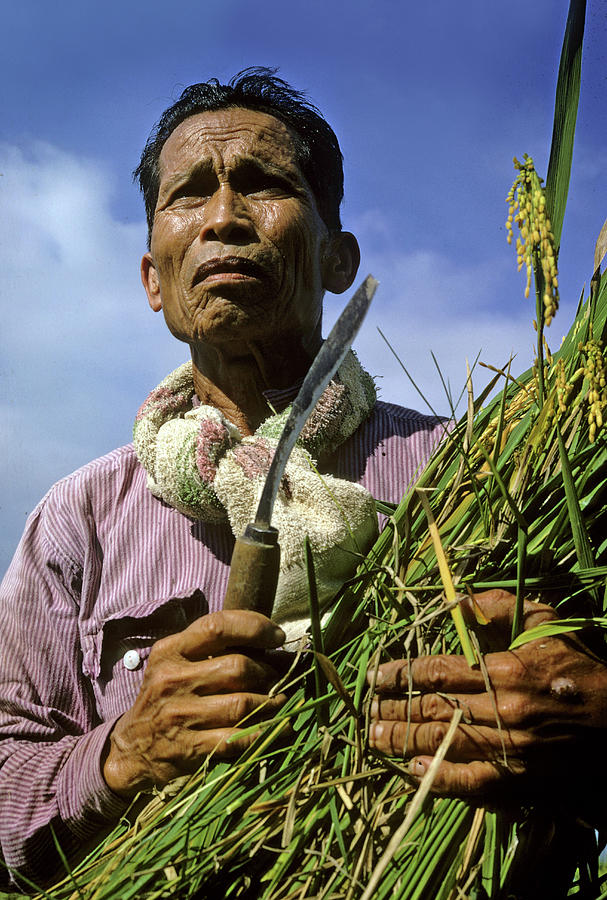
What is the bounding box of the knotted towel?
[133,351,378,641]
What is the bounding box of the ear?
[141,253,162,312]
[321,231,361,294]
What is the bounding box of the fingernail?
[409,758,427,778]
[369,699,378,718]
[271,626,286,645]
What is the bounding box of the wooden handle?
[223,524,280,617]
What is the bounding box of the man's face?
[142,108,333,355]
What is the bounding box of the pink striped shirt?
[0,400,445,884]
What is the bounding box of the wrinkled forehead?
[158,108,301,179]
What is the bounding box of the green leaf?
[556,428,598,612]
[545,0,586,249]
[474,440,529,534]
[511,525,528,643]
[509,616,607,650]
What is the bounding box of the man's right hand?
[102,610,287,798]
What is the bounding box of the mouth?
[194,256,266,285]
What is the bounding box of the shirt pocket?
[81,589,208,685]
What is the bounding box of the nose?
[199,184,255,245]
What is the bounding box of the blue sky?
[1,0,605,572]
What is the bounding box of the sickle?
[222,275,377,616]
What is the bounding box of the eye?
[167,174,217,207]
[233,164,294,199]
[169,191,209,208]
[249,177,292,198]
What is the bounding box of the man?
[0,69,605,887]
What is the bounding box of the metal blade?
[254,274,377,528]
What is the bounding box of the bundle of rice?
[3,2,604,898]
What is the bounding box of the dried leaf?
[314,652,358,717]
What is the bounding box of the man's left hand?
[367,590,607,810]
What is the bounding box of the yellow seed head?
[505,156,559,327]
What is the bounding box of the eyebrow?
[159,153,302,198]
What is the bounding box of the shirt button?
[123,649,141,671]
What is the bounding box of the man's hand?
[103,610,287,798]
[367,590,607,807]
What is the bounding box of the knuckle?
[202,612,227,642]
[479,589,510,603]
[142,667,169,698]
[222,653,249,684]
[219,731,256,758]
[501,693,531,727]
[149,635,172,659]
[447,761,504,797]
[500,655,526,682]
[457,763,486,795]
[150,660,182,694]
[526,596,556,616]
[227,693,254,723]
[387,700,404,719]
[420,693,442,720]
[390,661,410,692]
[471,588,513,610]
[387,722,403,754]
[429,722,448,753]
[424,657,450,691]
[272,692,288,710]
[523,600,559,629]
[511,729,535,754]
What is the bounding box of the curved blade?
[255,274,378,528]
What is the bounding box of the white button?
[123,650,141,671]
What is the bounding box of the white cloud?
[0,142,186,570]
[2,142,147,351]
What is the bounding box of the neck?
[190,333,321,435]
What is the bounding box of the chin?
[193,294,271,336]
[190,314,264,349]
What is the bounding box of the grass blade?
[556,427,599,612]
[417,490,477,665]
[305,536,330,727]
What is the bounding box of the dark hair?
[135,67,344,246]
